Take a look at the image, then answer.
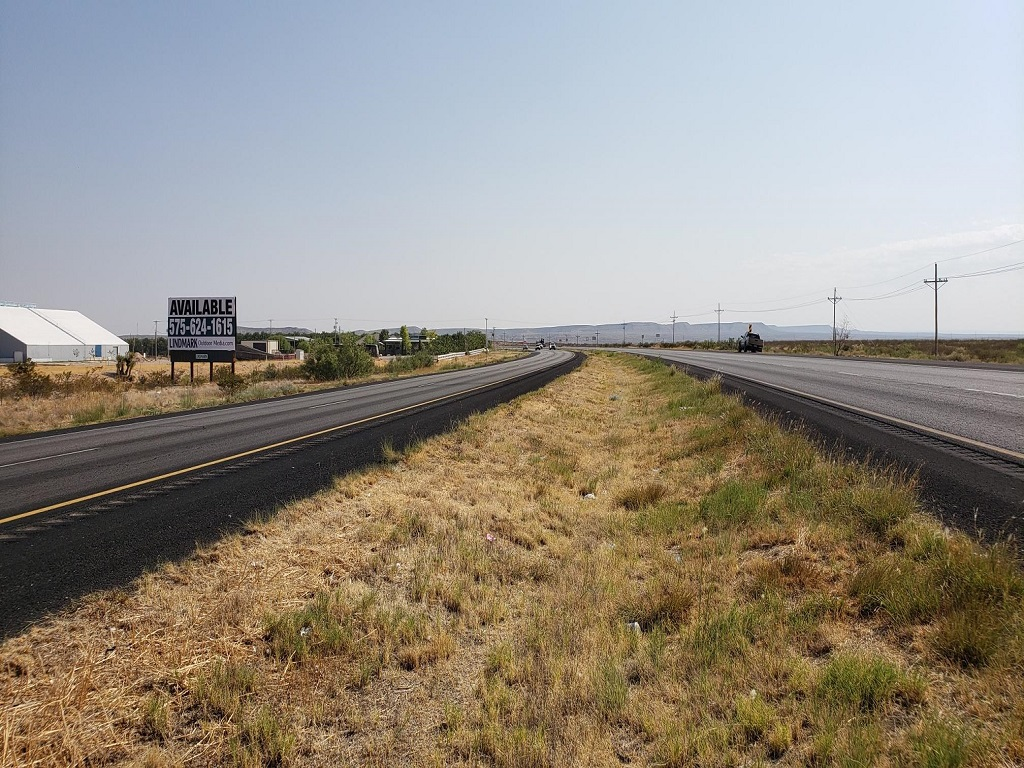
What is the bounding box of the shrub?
[301,340,373,381]
[214,367,246,396]
[6,360,53,398]
[386,350,436,373]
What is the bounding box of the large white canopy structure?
[0,306,128,363]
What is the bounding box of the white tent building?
[0,306,128,363]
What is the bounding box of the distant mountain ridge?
[196,323,1016,344]
[452,322,1018,344]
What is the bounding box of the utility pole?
[622,321,626,345]
[153,320,158,359]
[596,331,600,346]
[827,288,842,356]
[269,319,273,336]
[924,263,948,356]
[670,311,678,344]
[715,303,724,343]
[485,318,488,351]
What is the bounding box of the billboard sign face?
[168,297,236,362]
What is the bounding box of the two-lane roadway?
[0,350,580,636]
[0,350,574,526]
[622,349,1023,459]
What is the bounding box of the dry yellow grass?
[0,351,521,437]
[1,354,1021,766]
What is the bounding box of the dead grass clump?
[614,481,668,510]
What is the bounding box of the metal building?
[0,306,128,363]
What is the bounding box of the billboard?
[168,296,236,363]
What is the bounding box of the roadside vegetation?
[637,337,1024,364]
[0,347,518,438]
[2,354,1022,766]
[763,337,1024,364]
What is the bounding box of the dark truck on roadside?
[737,327,763,353]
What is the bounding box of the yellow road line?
[0,366,543,528]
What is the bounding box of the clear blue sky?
[2,1,1022,336]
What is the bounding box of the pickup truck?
[737,331,763,353]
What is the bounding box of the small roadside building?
[381,333,431,356]
[0,306,128,363]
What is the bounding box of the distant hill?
[443,322,1018,344]
[179,324,1017,345]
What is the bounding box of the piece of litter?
[627,621,641,634]
[610,394,620,401]
[485,533,496,542]
[584,493,596,499]
[300,627,311,638]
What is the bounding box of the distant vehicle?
[535,343,544,350]
[522,344,529,351]
[549,343,557,350]
[737,330,763,353]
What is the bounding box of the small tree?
[116,350,138,379]
[835,317,852,356]
[378,328,389,343]
[336,342,374,378]
[400,325,411,355]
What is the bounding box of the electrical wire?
[838,238,1024,291]
[946,260,1024,279]
[845,281,928,302]
[723,298,829,313]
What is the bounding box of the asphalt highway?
[0,350,581,636]
[0,350,574,524]
[623,349,1024,458]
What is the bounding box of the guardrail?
[436,348,488,361]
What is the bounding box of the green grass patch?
[815,653,922,714]
[190,660,257,721]
[698,479,768,530]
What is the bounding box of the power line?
[722,298,829,313]
[946,260,1024,279]
[838,238,1024,292]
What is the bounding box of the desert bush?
[6,360,53,397]
[386,350,436,373]
[135,371,174,390]
[301,339,373,381]
[214,367,246,396]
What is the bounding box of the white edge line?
[0,447,98,470]
[650,354,1024,463]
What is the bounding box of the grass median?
[1,353,1021,766]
